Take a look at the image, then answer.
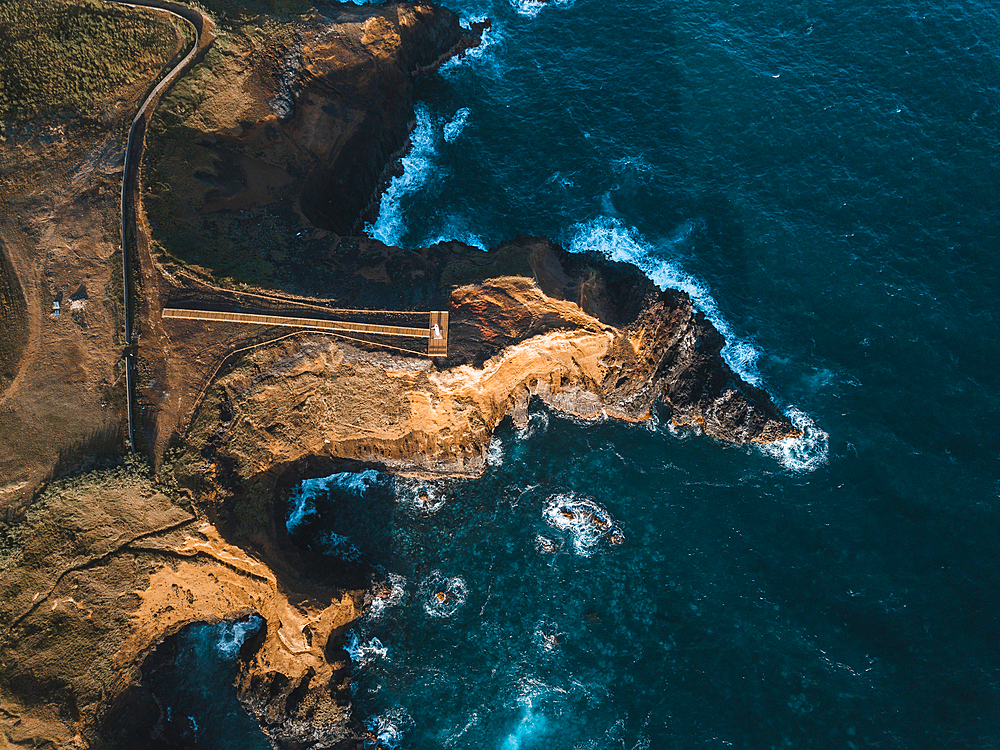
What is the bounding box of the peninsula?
[0,1,797,746]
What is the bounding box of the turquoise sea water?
[152,0,1000,746]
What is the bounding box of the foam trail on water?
[367,104,436,247]
[444,107,471,143]
[214,615,264,659]
[286,469,382,533]
[758,407,830,472]
[501,682,550,750]
[440,18,503,76]
[568,216,761,384]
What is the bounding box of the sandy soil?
[0,15,187,512]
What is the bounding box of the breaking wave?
[758,407,830,473]
[440,18,503,77]
[286,469,383,533]
[422,215,488,250]
[486,437,505,466]
[368,573,407,621]
[444,107,471,143]
[214,615,264,659]
[516,410,550,440]
[346,630,389,667]
[367,104,437,247]
[363,707,414,750]
[508,0,573,19]
[567,216,762,385]
[542,493,624,556]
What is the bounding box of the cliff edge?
[0,1,799,748]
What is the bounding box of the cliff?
[181,236,796,496]
[0,0,800,747]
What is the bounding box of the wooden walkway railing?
[162,308,449,356]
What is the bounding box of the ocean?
[152,0,1000,746]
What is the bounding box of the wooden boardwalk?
[162,308,449,356]
[428,310,449,356]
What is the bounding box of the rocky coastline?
[0,2,799,748]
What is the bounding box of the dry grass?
[0,0,181,121]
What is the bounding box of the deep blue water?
[156,0,1000,746]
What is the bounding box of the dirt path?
[0,8,195,510]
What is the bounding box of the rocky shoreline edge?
[0,2,799,748]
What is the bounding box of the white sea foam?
[516,410,550,440]
[286,469,382,533]
[573,218,830,456]
[486,437,505,466]
[542,493,624,556]
[567,216,762,385]
[346,630,388,667]
[440,18,503,76]
[367,104,436,247]
[364,707,414,750]
[419,571,468,618]
[396,480,446,514]
[443,107,471,143]
[368,573,407,620]
[508,0,545,19]
[534,534,560,554]
[758,407,830,472]
[509,0,573,19]
[214,615,264,659]
[285,491,316,534]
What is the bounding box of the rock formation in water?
[183,236,796,488]
[0,0,800,747]
[167,235,798,748]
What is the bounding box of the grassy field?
[0,0,181,121]
[0,240,27,392]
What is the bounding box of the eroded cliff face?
[0,1,803,747]
[116,523,365,749]
[0,464,368,750]
[180,237,797,516]
[145,0,486,280]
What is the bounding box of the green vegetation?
[0,240,27,392]
[0,454,154,577]
[0,0,180,120]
